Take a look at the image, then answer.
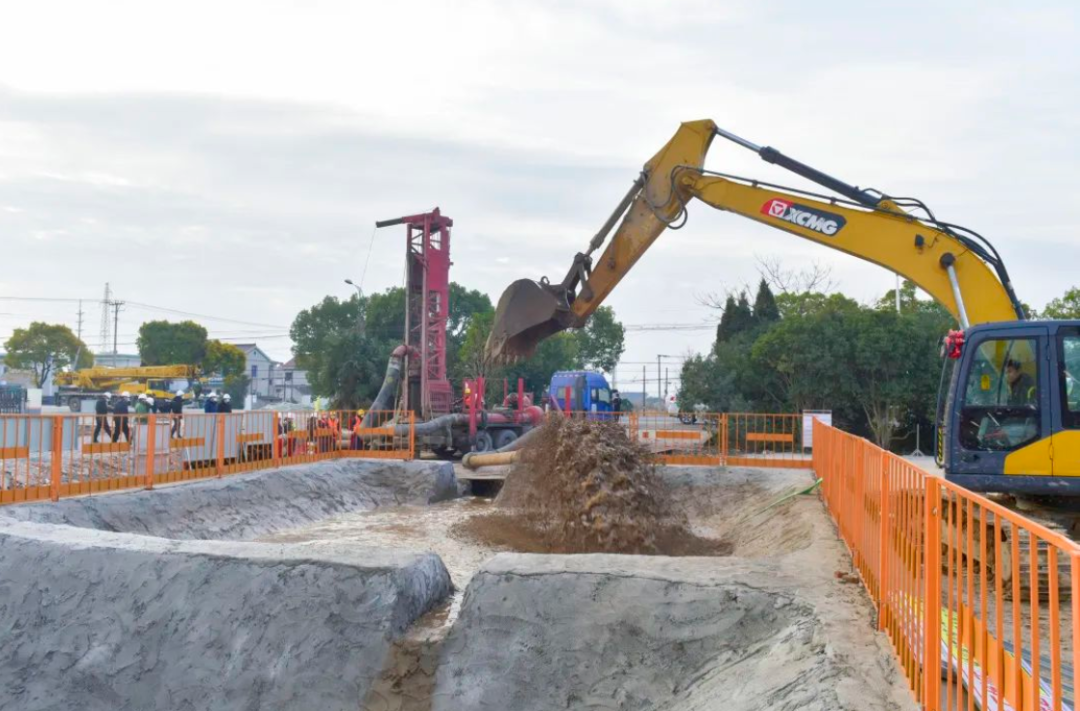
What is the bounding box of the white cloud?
[0,0,1077,368]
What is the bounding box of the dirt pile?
[454,417,728,555]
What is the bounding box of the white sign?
[801,410,832,450]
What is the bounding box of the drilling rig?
[365,209,543,455]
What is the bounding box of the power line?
[124,301,287,329]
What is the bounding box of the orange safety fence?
[725,412,812,468]
[553,409,814,469]
[629,411,722,466]
[0,410,415,506]
[815,420,1078,711]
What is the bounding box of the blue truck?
[547,370,615,417]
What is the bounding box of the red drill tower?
[374,208,454,419]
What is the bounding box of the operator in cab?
[1005,358,1036,406]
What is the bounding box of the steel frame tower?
[374,208,453,419]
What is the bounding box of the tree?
[504,332,582,396]
[716,292,755,344]
[752,279,780,324]
[203,340,249,405]
[365,288,406,342]
[576,306,625,373]
[290,294,372,401]
[137,320,209,365]
[1044,287,1080,320]
[774,291,860,319]
[447,284,495,382]
[204,340,246,378]
[4,323,92,387]
[456,312,502,382]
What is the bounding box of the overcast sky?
[1,1,1077,393]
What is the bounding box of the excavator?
[486,119,1080,497]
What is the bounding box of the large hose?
[354,345,469,440]
[462,424,542,470]
[361,344,409,429]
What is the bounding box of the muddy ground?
[260,463,916,711]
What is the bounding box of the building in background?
[273,357,312,406]
[235,344,275,400]
[93,352,141,368]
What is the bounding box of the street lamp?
[344,279,365,336]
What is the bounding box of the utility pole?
[111,301,125,355]
[657,355,661,403]
[642,365,646,408]
[665,367,669,398]
[99,282,112,354]
[76,300,84,341]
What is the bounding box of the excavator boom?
[486,121,1024,361]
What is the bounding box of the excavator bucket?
[486,279,571,361]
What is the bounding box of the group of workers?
[90,390,234,444]
[202,391,233,414]
[92,390,187,443]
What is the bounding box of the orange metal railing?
[0,409,415,506]
[815,420,1078,711]
[552,409,813,469]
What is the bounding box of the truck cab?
[548,370,614,416]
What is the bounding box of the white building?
[273,357,312,406]
[93,352,142,368]
[235,344,276,399]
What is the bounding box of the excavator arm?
[487,120,1025,360]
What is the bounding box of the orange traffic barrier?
[814,420,1078,711]
[0,409,416,506]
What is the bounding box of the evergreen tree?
[731,292,756,333]
[715,295,739,343]
[752,279,780,324]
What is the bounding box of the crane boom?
[487,120,1023,360]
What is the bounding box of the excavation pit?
[0,448,916,711]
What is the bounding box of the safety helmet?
[209,392,217,399]
[176,389,184,396]
[104,392,112,399]
[121,391,130,398]
[223,394,231,401]
[138,394,147,400]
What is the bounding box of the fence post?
[408,411,415,460]
[629,411,638,442]
[273,411,281,468]
[50,415,63,502]
[923,476,943,711]
[145,414,156,490]
[877,449,888,626]
[216,414,225,478]
[721,413,729,465]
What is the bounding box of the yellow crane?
[55,365,203,411]
[487,119,1080,497]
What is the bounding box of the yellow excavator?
[487,119,1080,497]
[55,365,202,411]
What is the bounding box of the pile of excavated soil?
[454,417,729,555]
